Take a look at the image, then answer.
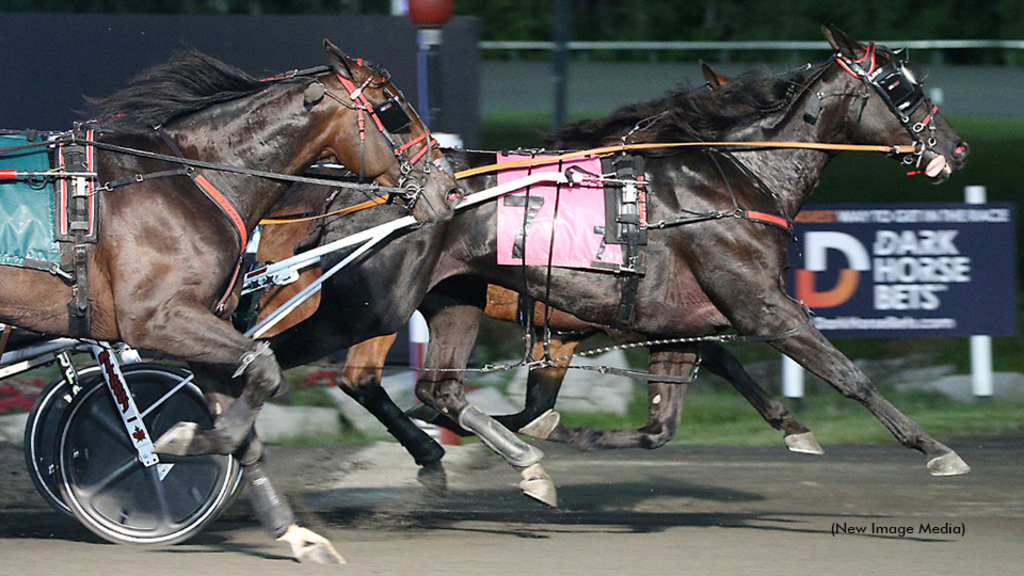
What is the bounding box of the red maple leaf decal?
[132,427,147,442]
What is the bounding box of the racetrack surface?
[1,435,1021,575]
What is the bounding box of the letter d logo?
[796,232,870,308]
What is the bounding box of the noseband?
[834,43,940,169]
[329,63,443,212]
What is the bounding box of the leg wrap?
[359,385,445,466]
[458,405,543,468]
[246,460,296,539]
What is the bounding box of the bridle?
[320,59,448,212]
[834,42,940,170]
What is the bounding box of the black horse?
[339,61,827,458]
[0,41,460,562]
[260,27,969,508]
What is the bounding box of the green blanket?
[0,134,61,267]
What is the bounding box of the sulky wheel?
[23,366,105,517]
[56,363,242,545]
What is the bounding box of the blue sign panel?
[789,203,1017,337]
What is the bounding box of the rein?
[454,140,917,180]
[250,139,916,226]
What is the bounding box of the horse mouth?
[924,154,951,180]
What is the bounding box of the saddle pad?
[496,153,623,270]
[0,134,61,267]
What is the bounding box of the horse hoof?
[519,410,561,440]
[296,542,346,564]
[153,422,199,456]
[927,451,971,476]
[784,432,825,455]
[278,525,345,564]
[519,463,558,507]
[417,461,448,495]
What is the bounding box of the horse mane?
[87,50,274,132]
[544,67,809,149]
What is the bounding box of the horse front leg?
[208,394,346,564]
[495,334,580,438]
[415,302,557,507]
[338,334,447,492]
[696,342,823,455]
[766,325,969,475]
[689,240,968,476]
[125,307,342,563]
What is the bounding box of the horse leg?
[415,302,557,506]
[767,326,967,474]
[696,342,824,455]
[202,391,345,564]
[337,334,447,492]
[545,348,697,450]
[493,335,580,438]
[132,308,340,563]
[711,285,969,475]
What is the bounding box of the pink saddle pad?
[496,154,622,270]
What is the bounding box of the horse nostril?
[954,142,969,159]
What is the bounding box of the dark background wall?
[0,13,479,146]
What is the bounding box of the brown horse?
[0,41,460,562]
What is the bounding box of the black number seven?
[503,194,545,260]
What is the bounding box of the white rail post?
[409,310,429,373]
[782,355,805,400]
[965,185,994,399]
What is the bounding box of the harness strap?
[743,210,794,231]
[189,172,249,249]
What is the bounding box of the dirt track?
[1,435,1022,575]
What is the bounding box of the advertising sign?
[789,203,1017,338]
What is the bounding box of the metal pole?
[965,185,994,399]
[416,28,443,126]
[552,0,571,129]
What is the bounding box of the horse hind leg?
[545,348,696,451]
[697,342,824,455]
[416,302,557,506]
[338,335,447,493]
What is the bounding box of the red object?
[439,427,461,446]
[407,0,456,27]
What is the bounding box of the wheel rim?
[58,366,240,545]
[24,370,97,517]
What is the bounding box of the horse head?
[315,40,461,223]
[822,25,968,181]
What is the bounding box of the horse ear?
[323,39,355,78]
[822,24,866,60]
[699,60,729,89]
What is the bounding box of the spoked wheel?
[56,363,242,545]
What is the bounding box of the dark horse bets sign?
[789,203,1017,337]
